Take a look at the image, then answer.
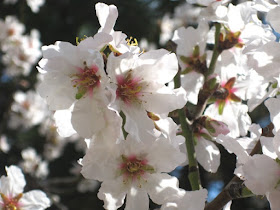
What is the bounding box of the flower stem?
[174,69,201,190]
[206,23,221,78]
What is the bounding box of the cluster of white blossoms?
[0,16,41,76]
[4,0,45,13]
[216,97,280,210]
[8,90,49,129]
[25,0,280,209]
[36,2,209,209]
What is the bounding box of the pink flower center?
[116,70,143,105]
[70,64,101,99]
[0,193,22,210]
[213,77,241,114]
[22,100,30,110]
[7,29,15,37]
[119,154,154,186]
[218,77,240,103]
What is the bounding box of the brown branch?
[204,123,271,210]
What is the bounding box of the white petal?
[147,138,186,172]
[216,134,249,164]
[37,71,76,110]
[81,140,119,182]
[78,33,113,51]
[54,108,77,137]
[161,189,207,210]
[248,42,280,80]
[266,190,280,210]
[181,72,204,105]
[273,130,280,159]
[161,202,178,210]
[155,117,185,148]
[205,103,251,138]
[223,201,232,210]
[243,155,280,195]
[125,187,149,210]
[71,96,106,138]
[97,178,126,210]
[95,3,118,34]
[20,190,51,210]
[172,21,208,58]
[177,189,207,210]
[265,97,280,132]
[267,7,280,33]
[106,52,132,82]
[260,136,277,159]
[42,41,80,66]
[1,165,25,196]
[139,49,170,64]
[123,106,155,142]
[196,139,220,173]
[142,86,187,114]
[147,174,182,205]
[138,50,178,84]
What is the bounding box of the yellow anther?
[126,36,138,46]
[76,35,88,45]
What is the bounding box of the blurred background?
[0,0,271,209]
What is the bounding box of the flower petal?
[71,96,107,138]
[1,165,25,197]
[196,139,220,173]
[147,174,182,205]
[125,187,149,210]
[267,190,280,210]
[243,155,279,195]
[95,3,118,34]
[20,190,51,210]
[97,178,126,210]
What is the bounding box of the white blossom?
[81,134,185,210]
[107,49,187,141]
[0,165,51,210]
[20,147,49,179]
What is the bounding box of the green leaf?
[180,55,192,64]
[206,124,216,134]
[272,82,278,89]
[181,67,193,74]
[218,101,226,115]
[276,158,280,165]
[241,187,254,198]
[200,133,213,141]
[193,45,200,57]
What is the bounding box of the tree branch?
[204,126,269,210]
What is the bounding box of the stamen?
[70,64,101,99]
[1,193,23,210]
[126,36,138,46]
[116,71,142,105]
[119,154,155,186]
